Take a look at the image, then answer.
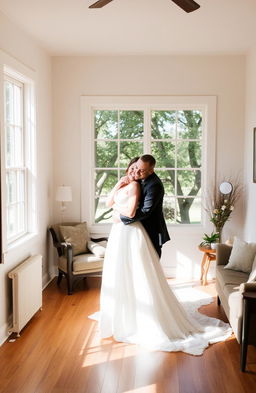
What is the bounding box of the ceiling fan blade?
[171,0,200,13]
[89,0,114,8]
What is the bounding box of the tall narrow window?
[4,76,26,241]
[3,69,36,245]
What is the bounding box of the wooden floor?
[0,278,256,393]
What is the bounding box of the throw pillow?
[224,237,256,273]
[248,255,256,282]
[87,240,106,258]
[59,222,89,256]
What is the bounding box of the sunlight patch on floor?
[124,384,157,393]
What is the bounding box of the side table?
[240,291,256,372]
[198,246,216,286]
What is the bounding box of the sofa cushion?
[224,237,256,273]
[58,254,103,273]
[248,255,256,282]
[216,265,249,290]
[224,286,243,341]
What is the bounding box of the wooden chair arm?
[90,237,108,242]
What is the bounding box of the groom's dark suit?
[120,172,170,257]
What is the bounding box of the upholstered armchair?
[49,222,107,295]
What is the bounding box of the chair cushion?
[59,222,89,256]
[58,254,103,273]
[87,240,107,257]
[224,237,256,273]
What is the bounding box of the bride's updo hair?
[126,156,139,173]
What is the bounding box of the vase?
[215,227,223,243]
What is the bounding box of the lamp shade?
[56,186,72,202]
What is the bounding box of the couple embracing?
[96,155,232,355]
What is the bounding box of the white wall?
[52,55,246,279]
[244,49,256,242]
[0,12,53,345]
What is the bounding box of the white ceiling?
[0,0,256,55]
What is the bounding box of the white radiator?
[8,254,43,337]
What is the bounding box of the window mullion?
[144,107,151,154]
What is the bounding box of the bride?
[96,158,232,355]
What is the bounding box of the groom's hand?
[116,176,129,189]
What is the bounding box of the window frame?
[81,96,216,234]
[0,57,37,255]
[4,74,28,243]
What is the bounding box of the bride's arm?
[106,176,129,208]
[112,182,140,218]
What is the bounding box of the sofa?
[216,243,256,346]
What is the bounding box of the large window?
[3,68,36,245]
[81,96,216,230]
[94,109,201,225]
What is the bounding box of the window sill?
[7,232,38,252]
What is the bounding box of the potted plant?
[199,232,220,249]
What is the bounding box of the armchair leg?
[57,271,63,285]
[67,277,73,295]
[217,296,221,306]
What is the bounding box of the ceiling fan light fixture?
[89,0,114,8]
[171,0,200,13]
[88,0,201,13]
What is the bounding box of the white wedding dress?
[91,187,232,355]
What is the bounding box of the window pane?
[17,202,25,233]
[158,170,175,196]
[94,110,118,139]
[120,110,143,139]
[6,171,17,204]
[120,142,143,167]
[177,170,201,197]
[151,142,175,167]
[95,196,113,224]
[14,126,23,166]
[95,141,118,168]
[151,111,176,139]
[7,205,16,239]
[163,197,175,224]
[14,84,22,126]
[5,81,13,123]
[17,170,25,202]
[95,170,118,197]
[177,141,201,168]
[6,125,15,167]
[177,197,201,224]
[177,110,202,139]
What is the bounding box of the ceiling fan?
[89,0,200,13]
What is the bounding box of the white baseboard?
[0,319,12,346]
[42,272,57,290]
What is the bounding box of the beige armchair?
[49,222,107,295]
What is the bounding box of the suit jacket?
[120,172,170,252]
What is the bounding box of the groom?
[120,154,170,257]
